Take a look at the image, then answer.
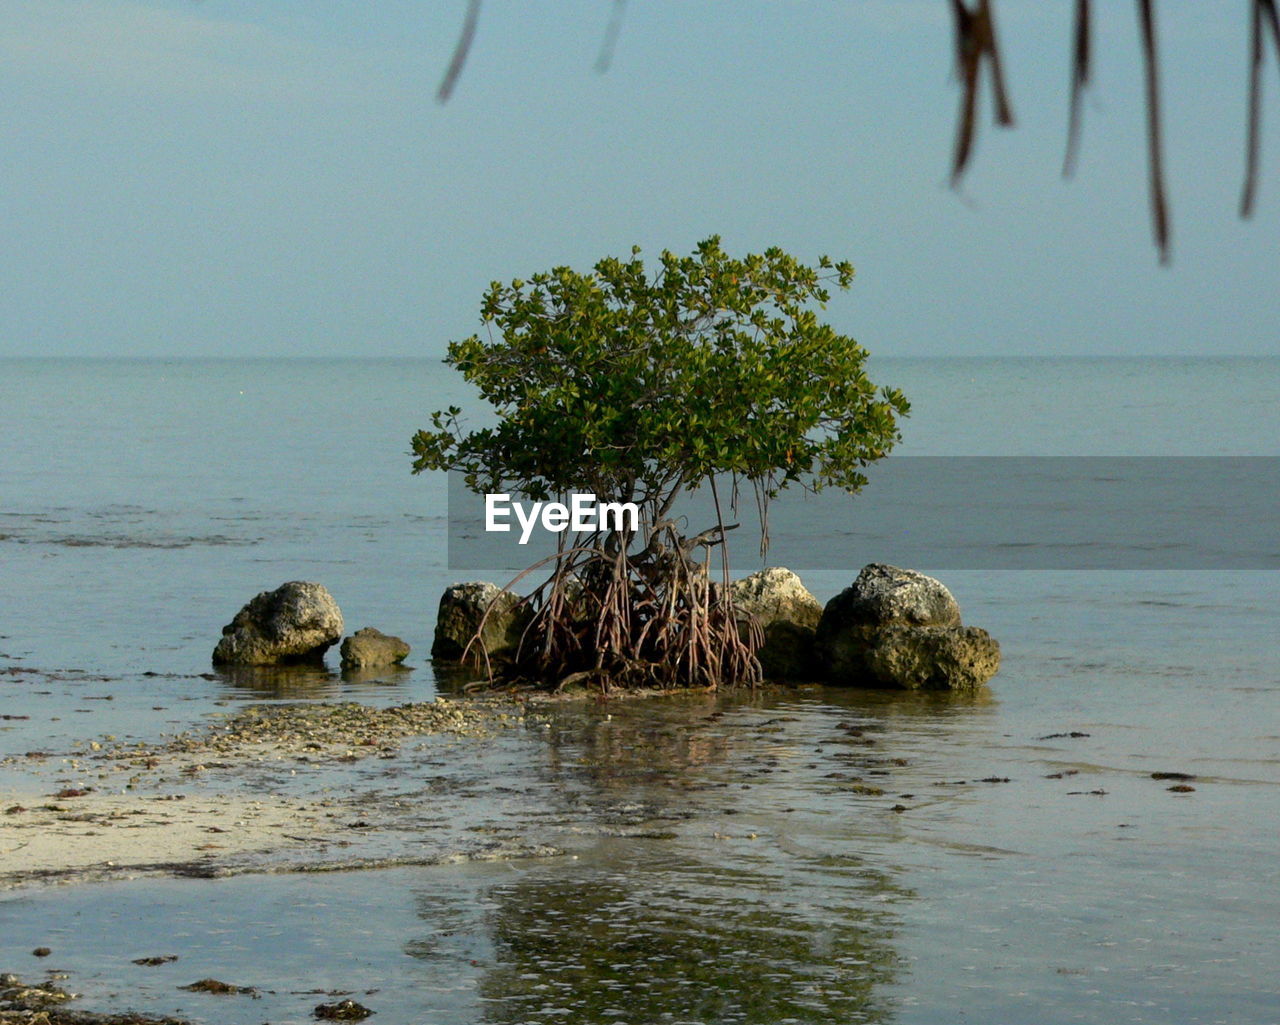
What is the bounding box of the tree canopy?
[412,238,906,510]
[412,238,909,690]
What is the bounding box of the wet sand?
[1,695,566,890]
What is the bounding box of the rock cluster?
[213,582,412,671]
[432,563,1000,693]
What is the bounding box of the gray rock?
[432,582,532,662]
[825,563,961,630]
[340,627,410,669]
[730,567,823,679]
[864,625,1001,692]
[816,564,999,691]
[213,581,343,666]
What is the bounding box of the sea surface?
[1,356,1278,1024]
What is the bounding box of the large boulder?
[340,627,411,669]
[815,564,998,692]
[730,567,823,680]
[432,582,532,662]
[213,581,343,666]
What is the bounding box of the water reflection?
[339,663,416,687]
[513,685,994,829]
[211,661,417,698]
[211,662,343,697]
[467,843,904,1024]
[433,659,489,694]
[394,687,998,1024]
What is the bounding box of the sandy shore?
[1,696,566,889]
[1,788,332,884]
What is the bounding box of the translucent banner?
[447,458,1280,571]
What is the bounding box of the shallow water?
[3,673,1277,1024]
[2,357,1279,1023]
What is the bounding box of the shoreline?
[1,694,558,891]
[1,684,738,892]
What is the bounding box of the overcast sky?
[1,1,1277,358]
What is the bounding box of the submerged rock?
[340,627,410,669]
[212,581,343,666]
[816,564,999,692]
[730,567,823,680]
[179,978,259,996]
[432,582,531,663]
[315,999,374,1021]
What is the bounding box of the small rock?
[730,568,823,680]
[315,998,375,1020]
[213,581,343,666]
[432,582,531,662]
[340,627,410,669]
[31,947,51,957]
[823,563,961,631]
[179,978,259,996]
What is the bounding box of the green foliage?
[412,237,909,691]
[411,236,908,509]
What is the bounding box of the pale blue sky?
[1,1,1277,357]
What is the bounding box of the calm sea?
[1,356,1278,1024]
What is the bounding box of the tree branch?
[1138,0,1171,263]
[1063,0,1092,177]
[437,0,482,103]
